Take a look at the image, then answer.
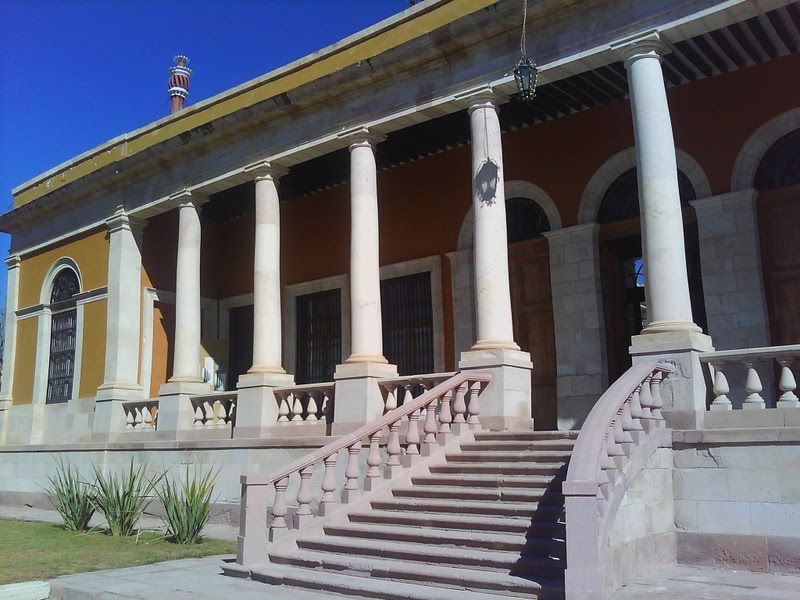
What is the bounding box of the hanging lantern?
[514,56,538,101]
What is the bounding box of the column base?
[630,329,714,422]
[95,382,143,403]
[234,372,295,439]
[459,347,533,431]
[333,361,398,435]
[157,381,212,438]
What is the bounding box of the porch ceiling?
[203,3,800,222]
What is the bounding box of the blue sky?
[0,0,409,303]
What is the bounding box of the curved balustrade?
[273,383,335,424]
[563,361,672,600]
[236,371,491,567]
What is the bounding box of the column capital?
[169,188,208,210]
[338,126,386,150]
[244,159,289,181]
[105,206,147,235]
[455,85,508,112]
[610,30,669,66]
[4,254,20,269]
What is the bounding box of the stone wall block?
[696,501,752,534]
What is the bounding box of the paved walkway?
[612,564,800,600]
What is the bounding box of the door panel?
[509,238,557,430]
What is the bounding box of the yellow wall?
[12,318,37,406]
[78,299,107,399]
[18,229,109,309]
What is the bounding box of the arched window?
[506,197,551,243]
[47,268,80,403]
[597,168,697,224]
[754,129,800,191]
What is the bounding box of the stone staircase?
[245,430,577,599]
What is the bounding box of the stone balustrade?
[191,393,237,429]
[563,361,672,598]
[273,383,335,424]
[700,345,799,411]
[235,371,491,567]
[122,400,159,431]
[378,372,455,413]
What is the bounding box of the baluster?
[616,405,634,456]
[318,453,338,516]
[294,465,314,529]
[306,392,319,422]
[709,366,731,411]
[650,370,665,422]
[143,406,154,429]
[192,404,204,428]
[152,406,159,429]
[604,423,623,480]
[277,394,290,423]
[421,399,439,456]
[203,401,214,428]
[778,359,799,408]
[627,390,645,441]
[438,390,453,445]
[402,384,414,408]
[134,407,144,429]
[385,420,402,479]
[384,386,397,413]
[270,477,289,540]
[467,380,482,429]
[322,391,334,423]
[743,362,766,409]
[619,401,639,448]
[291,393,304,421]
[341,441,362,503]
[228,400,236,426]
[125,408,134,429]
[403,409,421,467]
[638,378,655,432]
[215,400,228,427]
[452,383,467,434]
[364,431,383,491]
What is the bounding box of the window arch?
[46,266,81,404]
[597,168,697,224]
[754,129,800,191]
[506,197,551,243]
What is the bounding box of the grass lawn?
[0,519,236,584]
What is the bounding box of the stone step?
[268,548,564,597]
[411,473,564,489]
[446,450,572,463]
[473,431,578,442]
[245,561,533,600]
[347,509,566,537]
[370,497,565,518]
[294,536,566,575]
[322,522,566,555]
[429,462,568,476]
[460,439,575,452]
[392,485,562,503]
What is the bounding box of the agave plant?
[45,457,96,531]
[91,459,163,537]
[157,466,219,544]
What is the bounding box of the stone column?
[159,191,212,436]
[0,255,20,444]
[94,207,147,440]
[235,161,294,439]
[614,32,713,422]
[334,127,397,433]
[544,224,608,430]
[457,88,532,431]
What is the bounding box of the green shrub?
[44,458,96,531]
[157,466,218,544]
[91,460,163,537]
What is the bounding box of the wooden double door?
[508,237,558,430]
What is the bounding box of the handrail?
[565,361,670,488]
[244,371,491,486]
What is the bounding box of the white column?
[615,32,713,420]
[96,207,145,400]
[620,34,699,334]
[0,255,20,444]
[457,88,531,432]
[347,129,387,363]
[333,127,397,433]
[248,161,287,374]
[170,197,204,383]
[468,93,518,351]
